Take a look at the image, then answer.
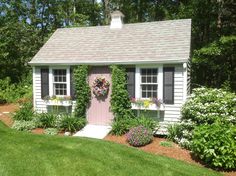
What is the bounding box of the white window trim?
[135,65,163,100]
[49,67,70,97]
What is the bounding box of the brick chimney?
[110,10,124,29]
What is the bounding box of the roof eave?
[28,58,189,66]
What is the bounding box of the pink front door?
[87,66,114,125]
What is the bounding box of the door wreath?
[92,77,110,97]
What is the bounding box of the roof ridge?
[56,18,191,31]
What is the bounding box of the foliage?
[0,76,32,103]
[167,120,195,149]
[191,122,236,169]
[73,65,91,118]
[111,116,157,136]
[12,120,36,131]
[0,122,221,176]
[169,87,236,149]
[192,35,236,90]
[58,114,86,133]
[44,128,58,136]
[13,102,34,121]
[110,65,133,119]
[182,87,236,125]
[126,126,153,147]
[160,141,173,148]
[1,0,235,92]
[35,113,57,128]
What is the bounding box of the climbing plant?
[73,65,91,118]
[110,65,133,119]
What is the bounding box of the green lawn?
[0,122,221,176]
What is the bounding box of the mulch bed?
[0,103,235,176]
[0,104,19,127]
[104,134,201,166]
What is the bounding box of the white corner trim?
[135,66,141,98]
[32,67,36,111]
[49,68,53,96]
[183,62,187,101]
[158,65,163,100]
[66,67,70,96]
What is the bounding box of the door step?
[74,124,112,139]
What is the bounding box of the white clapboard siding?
[34,67,47,112]
[163,64,185,123]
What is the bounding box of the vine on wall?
[73,65,90,118]
[110,65,133,119]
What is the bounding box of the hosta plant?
[126,126,153,147]
[12,120,36,131]
[44,128,58,135]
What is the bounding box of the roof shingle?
[29,19,191,65]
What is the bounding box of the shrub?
[126,126,153,147]
[111,116,157,136]
[73,65,91,118]
[110,65,133,119]
[35,113,57,128]
[167,120,195,149]
[0,76,32,103]
[182,87,236,125]
[12,120,36,131]
[191,122,236,169]
[111,118,133,135]
[44,128,58,135]
[168,88,236,149]
[13,102,34,121]
[135,116,157,130]
[59,115,86,133]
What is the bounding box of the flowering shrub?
[182,87,236,124]
[167,120,195,149]
[167,87,236,169]
[191,122,236,169]
[126,126,153,147]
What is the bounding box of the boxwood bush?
[191,122,236,169]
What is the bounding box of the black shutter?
[163,67,174,104]
[41,68,49,99]
[126,68,135,98]
[70,67,76,100]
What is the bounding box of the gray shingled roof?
[29,19,191,65]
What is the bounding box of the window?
[53,69,67,95]
[140,68,158,98]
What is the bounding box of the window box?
[45,100,72,107]
[131,103,164,111]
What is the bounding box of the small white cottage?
[29,11,191,129]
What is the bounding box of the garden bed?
[0,103,235,176]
